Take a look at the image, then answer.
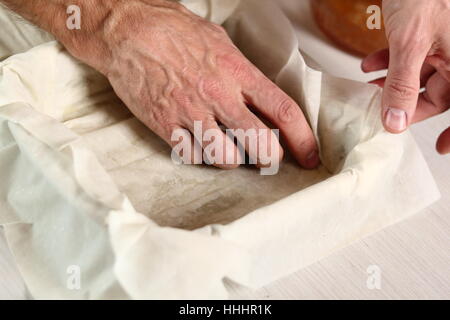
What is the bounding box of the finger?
[216,102,284,169]
[382,41,430,133]
[219,52,318,169]
[359,76,449,124]
[413,72,450,123]
[425,55,450,83]
[369,77,386,87]
[369,65,436,88]
[164,124,202,165]
[425,35,450,83]
[185,119,242,169]
[437,127,450,155]
[363,51,435,84]
[419,64,436,87]
[241,76,320,169]
[362,48,389,73]
[414,94,449,123]
[360,80,447,123]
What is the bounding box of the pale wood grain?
[0,0,448,300]
[229,0,450,300]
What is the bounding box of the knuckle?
[231,60,250,79]
[389,26,429,51]
[224,107,247,125]
[199,77,226,100]
[387,78,418,100]
[171,88,193,108]
[219,52,252,80]
[185,109,213,126]
[275,98,299,124]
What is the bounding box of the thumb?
[382,44,428,133]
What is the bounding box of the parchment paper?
[0,0,440,299]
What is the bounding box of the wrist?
[55,0,182,75]
[50,0,120,74]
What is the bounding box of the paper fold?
[0,0,440,299]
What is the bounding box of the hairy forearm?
[0,0,124,71]
[0,0,184,74]
[1,0,71,36]
[0,0,113,32]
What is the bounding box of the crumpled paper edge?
[0,0,441,299]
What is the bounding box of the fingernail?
[306,150,320,168]
[385,107,407,132]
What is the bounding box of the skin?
[362,0,450,154]
[0,0,320,169]
[1,1,448,159]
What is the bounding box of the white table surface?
[1,0,449,300]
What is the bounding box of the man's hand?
[362,0,450,154]
[1,0,320,169]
